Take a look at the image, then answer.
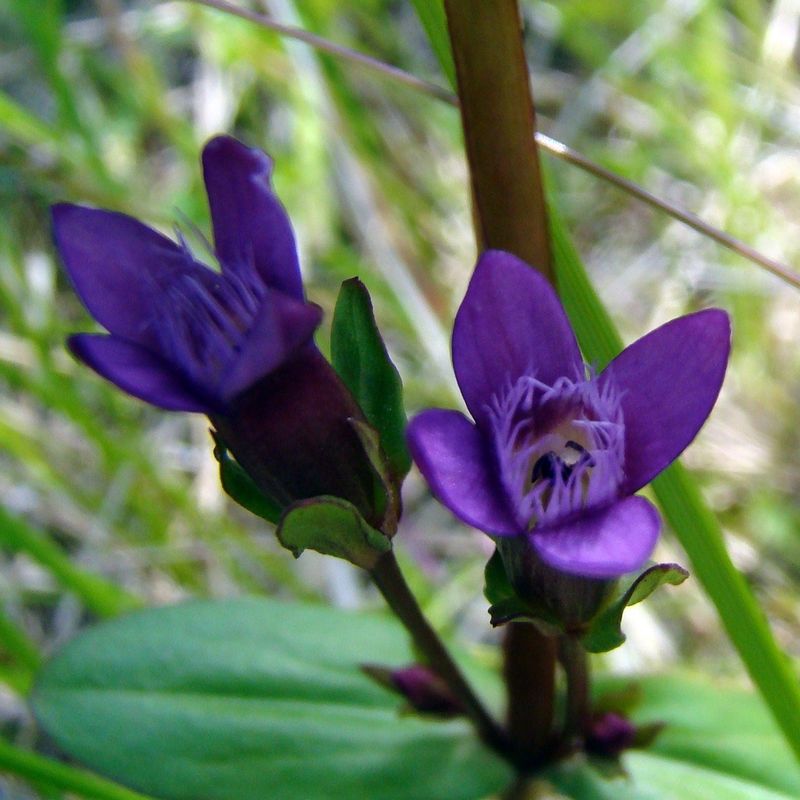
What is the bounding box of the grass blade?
[0,737,153,800]
[0,506,140,618]
[550,205,800,761]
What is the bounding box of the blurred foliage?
[1,0,800,795]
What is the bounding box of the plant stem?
[444,0,557,768]
[443,0,551,275]
[370,551,510,756]
[558,635,590,746]
[502,624,557,767]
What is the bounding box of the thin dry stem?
[184,0,800,288]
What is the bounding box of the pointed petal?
[599,309,730,494]
[52,204,203,349]
[202,136,303,300]
[532,496,660,579]
[222,291,323,401]
[452,250,583,426]
[407,408,518,536]
[69,334,213,413]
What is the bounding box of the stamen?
[154,258,263,390]
[487,372,625,530]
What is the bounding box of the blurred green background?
[1,0,800,792]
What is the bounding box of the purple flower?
[53,136,384,523]
[52,135,321,414]
[407,251,730,579]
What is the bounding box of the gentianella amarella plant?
[31,130,739,800]
[409,250,729,629]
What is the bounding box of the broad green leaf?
[331,278,411,481]
[276,495,390,568]
[32,598,512,800]
[546,754,798,800]
[617,674,800,797]
[583,564,688,653]
[213,435,282,524]
[544,672,800,799]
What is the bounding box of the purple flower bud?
[390,665,464,716]
[52,135,383,524]
[408,251,730,582]
[585,712,638,758]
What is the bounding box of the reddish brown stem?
[444,0,552,276]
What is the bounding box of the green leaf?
[349,419,399,533]
[483,547,513,606]
[549,200,800,759]
[32,598,512,800]
[408,0,456,89]
[546,754,799,800]
[276,495,390,569]
[213,435,282,525]
[542,673,800,799]
[483,549,560,631]
[583,564,689,653]
[331,278,411,481]
[608,674,800,798]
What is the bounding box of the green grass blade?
[0,737,153,800]
[411,0,456,86]
[0,506,140,618]
[0,608,41,672]
[0,89,61,149]
[550,203,800,761]
[408,0,455,88]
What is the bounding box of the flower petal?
[52,204,200,349]
[407,408,518,536]
[68,334,213,413]
[531,496,660,579]
[221,290,323,401]
[202,136,303,300]
[599,309,730,494]
[452,250,583,426]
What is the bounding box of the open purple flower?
[52,135,321,414]
[407,251,730,579]
[53,136,384,524]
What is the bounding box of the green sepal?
[483,549,561,633]
[331,278,412,482]
[583,563,689,653]
[276,495,391,570]
[350,418,400,535]
[212,433,282,524]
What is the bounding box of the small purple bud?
[390,665,464,717]
[585,712,637,759]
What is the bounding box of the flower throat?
[488,372,625,531]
